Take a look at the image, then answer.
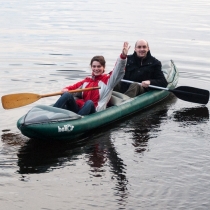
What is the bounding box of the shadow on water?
[13,131,129,207]
[85,132,129,205]
[1,93,179,175]
[1,129,129,192]
[122,93,178,154]
[2,98,207,176]
[0,91,180,209]
[1,132,27,147]
[16,139,89,174]
[127,108,169,153]
[1,93,183,207]
[172,106,209,126]
[4,93,205,205]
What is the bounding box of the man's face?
[134,40,149,58]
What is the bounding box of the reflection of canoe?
[173,107,209,123]
[17,60,179,141]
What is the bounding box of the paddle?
[121,79,209,105]
[1,87,100,109]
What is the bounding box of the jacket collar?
[91,73,104,80]
[133,50,152,66]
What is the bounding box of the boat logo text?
[58,124,74,132]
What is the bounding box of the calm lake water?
[1,0,210,209]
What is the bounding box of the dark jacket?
[120,51,168,93]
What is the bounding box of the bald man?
[117,39,168,97]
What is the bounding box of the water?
[1,0,210,209]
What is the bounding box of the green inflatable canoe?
[17,60,179,141]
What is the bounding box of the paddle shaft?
[121,79,209,104]
[121,79,169,91]
[40,87,100,98]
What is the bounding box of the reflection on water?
[1,132,26,147]
[86,132,129,205]
[173,106,209,126]
[130,109,168,153]
[12,130,129,205]
[122,94,177,154]
[1,91,210,208]
[0,95,178,207]
[1,94,177,174]
[3,96,208,177]
[16,139,86,174]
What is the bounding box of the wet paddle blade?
[170,86,209,105]
[1,93,41,109]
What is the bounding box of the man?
[117,39,168,97]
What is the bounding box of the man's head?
[134,39,149,58]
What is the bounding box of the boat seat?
[109,91,131,106]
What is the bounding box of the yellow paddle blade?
[1,93,41,109]
[1,87,101,109]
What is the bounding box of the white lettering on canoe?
[58,124,74,132]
